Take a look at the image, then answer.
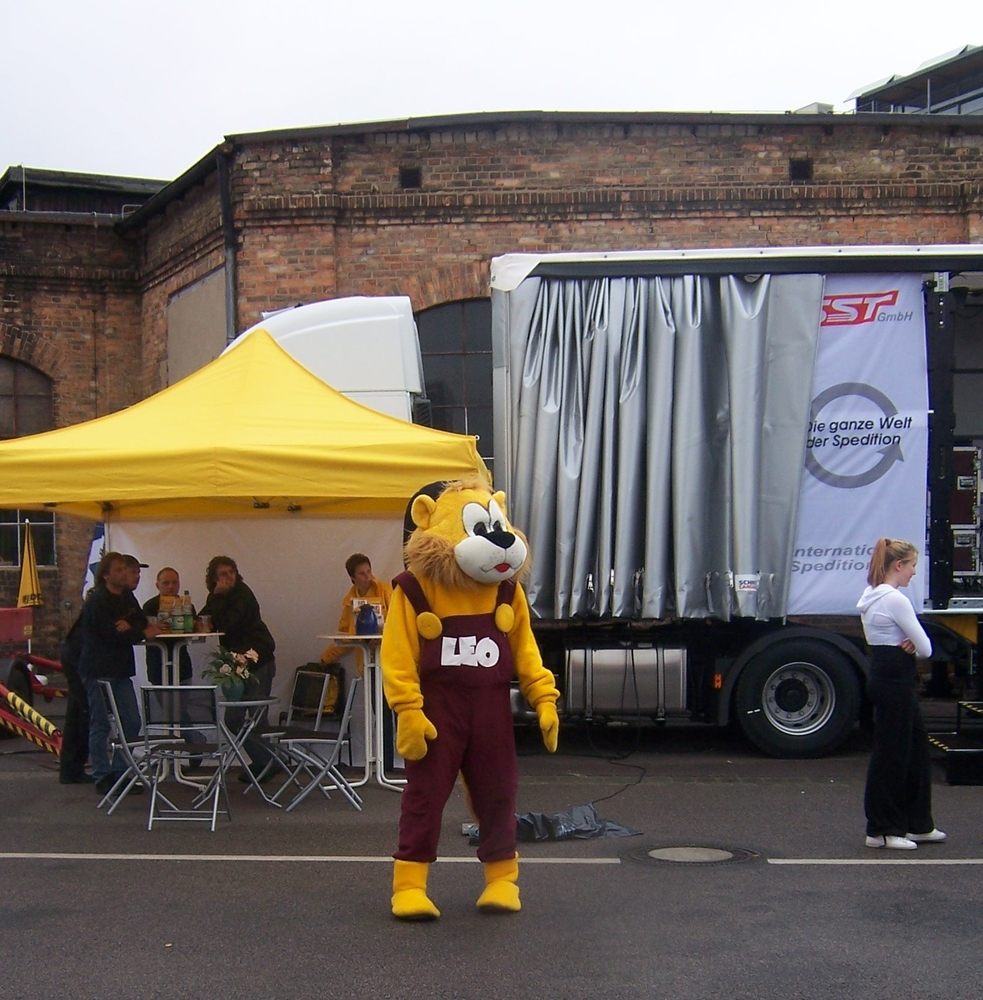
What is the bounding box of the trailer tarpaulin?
[493,272,824,620]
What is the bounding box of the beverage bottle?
[170,595,183,633]
[181,590,193,632]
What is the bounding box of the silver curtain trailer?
[491,245,983,757]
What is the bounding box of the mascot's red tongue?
[495,563,511,574]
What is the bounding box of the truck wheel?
[734,640,861,758]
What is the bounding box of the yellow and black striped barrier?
[0,682,62,756]
[2,686,60,739]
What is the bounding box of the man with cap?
[79,551,162,793]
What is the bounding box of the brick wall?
[325,120,983,192]
[0,213,143,651]
[137,168,225,394]
[219,116,982,312]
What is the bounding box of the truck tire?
[0,661,34,740]
[734,639,861,758]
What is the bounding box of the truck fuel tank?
[564,646,687,721]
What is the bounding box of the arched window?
[416,298,493,475]
[0,358,56,565]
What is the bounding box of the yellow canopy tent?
[0,329,488,520]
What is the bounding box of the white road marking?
[0,852,621,864]
[769,858,983,865]
[5,852,981,866]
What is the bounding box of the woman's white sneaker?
[865,835,918,850]
[906,828,947,843]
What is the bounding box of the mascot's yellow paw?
[494,603,515,633]
[416,611,442,640]
[536,701,559,753]
[476,856,521,914]
[392,860,441,920]
[396,708,438,761]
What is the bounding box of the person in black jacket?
[79,552,162,793]
[57,612,92,784]
[200,555,277,782]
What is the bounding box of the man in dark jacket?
[79,551,162,793]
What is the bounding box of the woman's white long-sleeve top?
[856,584,932,659]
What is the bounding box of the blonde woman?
[857,538,946,850]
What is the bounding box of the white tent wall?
[110,515,406,761]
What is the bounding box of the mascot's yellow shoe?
[476,855,521,913]
[391,860,441,920]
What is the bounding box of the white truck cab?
[231,296,426,421]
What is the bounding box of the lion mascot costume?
[381,478,560,919]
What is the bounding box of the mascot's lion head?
[404,478,530,591]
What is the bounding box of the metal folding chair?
[96,680,181,816]
[140,685,232,832]
[281,666,344,733]
[266,676,363,812]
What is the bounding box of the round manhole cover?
[627,844,760,866]
[648,846,735,863]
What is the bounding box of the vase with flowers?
[202,646,259,701]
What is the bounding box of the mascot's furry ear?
[411,493,438,530]
[402,481,448,568]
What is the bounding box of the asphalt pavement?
[1,711,981,1000]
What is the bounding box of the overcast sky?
[2,0,978,181]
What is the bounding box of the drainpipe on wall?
[217,145,238,344]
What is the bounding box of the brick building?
[2,109,983,653]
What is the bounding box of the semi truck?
[490,245,983,757]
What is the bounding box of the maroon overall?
[392,571,519,863]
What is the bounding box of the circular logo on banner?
[805,382,905,489]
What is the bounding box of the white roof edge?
[490,245,983,291]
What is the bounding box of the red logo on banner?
[821,290,900,326]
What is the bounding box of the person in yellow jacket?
[320,553,393,675]
[381,479,560,920]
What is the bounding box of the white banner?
[788,274,928,614]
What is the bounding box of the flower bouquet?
[202,646,259,700]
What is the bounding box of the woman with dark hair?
[857,537,945,850]
[200,556,277,783]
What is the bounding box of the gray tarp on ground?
[493,272,825,621]
[464,802,640,844]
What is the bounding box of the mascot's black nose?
[486,528,515,550]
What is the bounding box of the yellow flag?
[17,521,43,609]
